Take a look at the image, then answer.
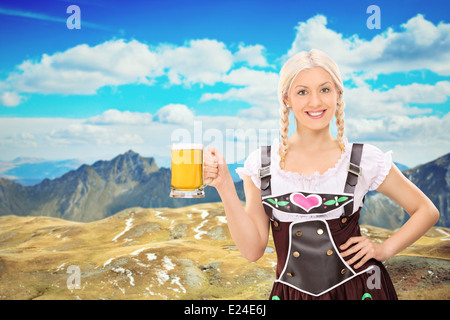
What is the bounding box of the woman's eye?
[321,87,330,93]
[298,90,307,95]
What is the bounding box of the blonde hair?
[278,49,345,170]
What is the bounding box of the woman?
[203,49,439,300]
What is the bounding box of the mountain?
[360,152,450,229]
[403,153,450,227]
[0,157,83,186]
[0,156,244,185]
[0,149,447,227]
[0,150,244,222]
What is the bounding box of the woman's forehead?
[291,67,334,88]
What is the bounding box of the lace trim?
[271,138,352,181]
[369,150,393,191]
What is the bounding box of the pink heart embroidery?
[290,193,322,212]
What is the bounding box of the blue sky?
[0,0,449,168]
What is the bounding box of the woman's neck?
[290,126,337,152]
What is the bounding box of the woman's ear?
[338,90,343,102]
[283,93,290,108]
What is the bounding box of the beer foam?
[171,143,203,150]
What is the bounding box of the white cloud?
[87,109,153,125]
[0,116,176,166]
[197,114,278,133]
[233,44,269,67]
[157,39,233,86]
[200,67,279,118]
[0,15,448,168]
[343,82,450,118]
[48,123,113,145]
[4,39,162,95]
[1,131,37,148]
[0,109,448,169]
[385,81,450,104]
[345,113,450,166]
[47,122,149,147]
[1,38,271,106]
[117,133,145,144]
[346,114,450,142]
[0,118,77,154]
[286,14,450,79]
[155,104,195,124]
[1,91,24,107]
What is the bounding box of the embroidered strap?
[341,143,364,222]
[259,143,364,223]
[262,191,353,215]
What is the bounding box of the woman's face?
[286,67,339,132]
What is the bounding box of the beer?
[170,143,205,198]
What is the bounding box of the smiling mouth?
[306,110,326,118]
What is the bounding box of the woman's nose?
[308,91,321,108]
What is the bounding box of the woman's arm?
[340,163,439,268]
[375,163,440,257]
[204,147,270,262]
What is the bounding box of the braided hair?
[277,49,345,169]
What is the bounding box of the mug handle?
[200,147,211,190]
[200,157,208,190]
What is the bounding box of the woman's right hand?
[203,146,231,190]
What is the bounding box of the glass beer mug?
[170,143,206,198]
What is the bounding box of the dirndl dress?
[235,138,398,300]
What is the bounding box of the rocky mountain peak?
[88,150,158,183]
[1,150,447,227]
[361,152,450,229]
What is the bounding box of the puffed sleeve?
[235,147,262,189]
[359,144,393,192]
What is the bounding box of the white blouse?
[235,138,393,222]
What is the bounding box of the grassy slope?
[0,202,448,300]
